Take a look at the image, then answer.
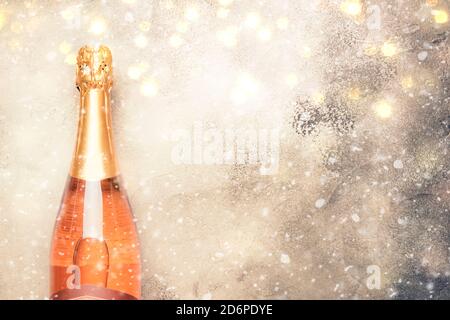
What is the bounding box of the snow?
[280,254,291,264]
[393,160,404,170]
[315,198,326,209]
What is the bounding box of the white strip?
[82,181,104,240]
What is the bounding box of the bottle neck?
[70,88,119,181]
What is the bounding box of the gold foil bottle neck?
[70,45,119,181]
[76,45,113,92]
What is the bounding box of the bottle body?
[50,45,141,300]
[50,176,141,300]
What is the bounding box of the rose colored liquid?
[50,176,141,299]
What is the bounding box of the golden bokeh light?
[58,41,72,55]
[0,11,6,30]
[302,46,312,59]
[140,78,159,97]
[139,21,151,32]
[169,34,184,47]
[374,100,393,118]
[245,12,261,29]
[348,87,361,100]
[134,34,148,48]
[340,0,362,16]
[312,92,325,104]
[276,17,289,30]
[60,7,76,21]
[258,27,272,42]
[432,9,448,24]
[127,64,147,80]
[381,42,398,57]
[10,21,24,34]
[176,21,189,33]
[231,73,259,105]
[64,53,77,65]
[401,76,414,89]
[217,26,238,47]
[286,73,299,88]
[89,17,107,35]
[185,7,200,22]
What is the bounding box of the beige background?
[0,0,449,299]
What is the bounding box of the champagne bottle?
[50,45,141,300]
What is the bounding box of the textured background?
[0,0,449,299]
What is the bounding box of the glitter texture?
[0,0,449,300]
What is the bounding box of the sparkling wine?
[50,46,141,300]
